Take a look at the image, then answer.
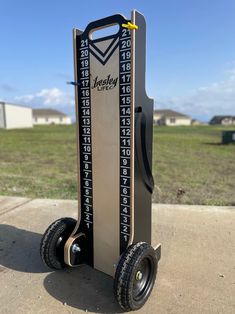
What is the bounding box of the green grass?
[152,125,235,205]
[0,125,235,205]
[0,125,77,199]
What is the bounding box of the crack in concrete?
[0,199,33,217]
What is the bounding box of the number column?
[119,27,132,254]
[78,37,93,261]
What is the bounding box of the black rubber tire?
[114,242,157,311]
[40,217,76,270]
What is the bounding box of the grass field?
[0,125,234,205]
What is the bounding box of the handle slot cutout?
[89,24,120,40]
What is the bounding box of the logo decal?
[90,37,119,65]
[91,75,118,91]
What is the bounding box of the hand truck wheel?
[114,242,158,311]
[40,217,76,270]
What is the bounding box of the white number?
[82,127,90,135]
[85,197,90,204]
[122,28,130,37]
[81,49,88,57]
[121,63,131,72]
[84,187,89,194]
[82,89,89,97]
[121,107,131,116]
[121,96,130,104]
[122,225,128,233]
[82,118,90,125]
[122,187,128,195]
[121,128,130,136]
[123,234,128,241]
[121,74,131,83]
[83,136,91,144]
[121,85,131,94]
[81,59,89,67]
[121,51,131,60]
[81,80,89,87]
[84,154,89,160]
[121,39,131,49]
[121,118,130,126]
[122,169,128,175]
[123,216,128,223]
[122,138,130,146]
[82,108,90,115]
[83,145,91,153]
[81,70,89,77]
[81,39,88,47]
[122,197,128,204]
[122,158,128,166]
[82,99,89,106]
[122,207,128,213]
[122,149,130,156]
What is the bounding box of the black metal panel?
[133,11,154,245]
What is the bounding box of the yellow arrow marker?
[122,22,138,30]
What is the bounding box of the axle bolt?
[136,271,143,281]
[72,243,81,253]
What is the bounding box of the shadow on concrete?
[44,266,124,313]
[0,224,123,312]
[0,224,47,273]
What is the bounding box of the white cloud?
[157,66,235,120]
[15,88,74,107]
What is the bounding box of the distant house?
[0,102,33,129]
[32,109,72,125]
[191,119,206,126]
[210,116,235,125]
[154,109,191,126]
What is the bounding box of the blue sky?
[0,0,235,121]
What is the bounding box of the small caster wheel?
[40,217,76,270]
[114,242,158,311]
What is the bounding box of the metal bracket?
[154,243,161,262]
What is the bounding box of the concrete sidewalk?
[0,196,234,314]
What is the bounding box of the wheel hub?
[133,258,152,301]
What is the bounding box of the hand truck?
[40,10,161,311]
